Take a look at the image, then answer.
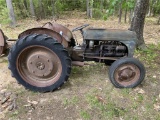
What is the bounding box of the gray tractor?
[0,22,145,92]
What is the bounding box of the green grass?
[80,110,91,120]
[135,43,160,68]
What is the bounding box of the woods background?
[1,0,160,24]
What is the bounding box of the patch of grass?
[8,110,19,119]
[155,114,160,120]
[135,43,160,68]
[86,94,127,119]
[63,98,69,106]
[131,102,138,110]
[62,96,79,107]
[137,94,144,103]
[121,88,131,96]
[145,103,153,112]
[80,110,91,120]
[0,57,8,63]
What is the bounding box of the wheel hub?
[27,53,53,77]
[16,44,63,88]
[114,63,140,86]
[36,62,45,70]
[118,67,136,81]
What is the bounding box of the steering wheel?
[72,24,89,32]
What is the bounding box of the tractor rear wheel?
[8,34,71,92]
[108,57,145,88]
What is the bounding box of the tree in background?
[86,0,93,18]
[30,0,35,18]
[130,0,149,48]
[1,0,160,28]
[6,0,16,27]
[118,0,123,23]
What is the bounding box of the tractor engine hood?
[83,28,137,42]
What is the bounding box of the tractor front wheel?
[8,34,71,92]
[108,57,145,88]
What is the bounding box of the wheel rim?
[16,45,62,87]
[114,63,140,87]
[0,46,4,56]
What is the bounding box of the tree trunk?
[6,0,16,27]
[124,8,127,23]
[151,0,157,16]
[129,9,133,23]
[23,0,28,10]
[29,0,35,17]
[38,0,44,19]
[158,15,160,25]
[86,0,90,17]
[130,0,149,48]
[147,2,151,17]
[23,0,29,17]
[100,0,103,11]
[51,0,55,17]
[118,0,123,23]
[17,0,25,18]
[86,0,93,18]
[89,0,93,18]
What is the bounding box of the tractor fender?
[0,29,5,46]
[18,28,69,48]
[42,22,73,42]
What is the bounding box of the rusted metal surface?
[18,22,75,48]
[72,61,84,67]
[18,28,68,48]
[0,29,6,55]
[83,28,137,41]
[114,63,140,86]
[6,39,17,49]
[83,56,121,60]
[16,45,62,87]
[72,61,92,67]
[42,22,73,42]
[0,29,5,46]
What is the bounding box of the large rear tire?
[108,57,145,88]
[8,34,71,92]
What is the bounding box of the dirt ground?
[0,15,160,120]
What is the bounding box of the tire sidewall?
[109,57,145,88]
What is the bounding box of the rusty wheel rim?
[114,63,140,87]
[16,45,62,87]
[0,46,4,56]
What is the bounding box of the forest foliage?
[0,0,160,24]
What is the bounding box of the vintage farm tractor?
[0,22,145,92]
